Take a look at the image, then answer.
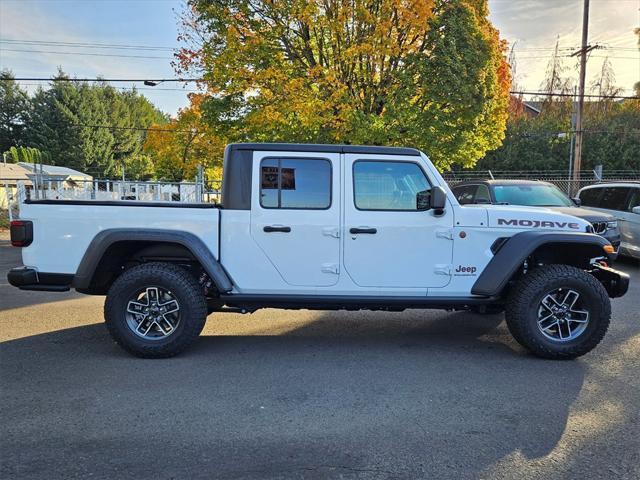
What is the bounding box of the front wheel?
[104,262,207,358]
[505,265,611,360]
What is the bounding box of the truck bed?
[19,200,220,275]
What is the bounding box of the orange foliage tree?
[175,0,511,169]
[144,95,224,181]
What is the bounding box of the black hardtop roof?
[226,143,421,156]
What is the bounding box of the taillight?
[10,220,33,247]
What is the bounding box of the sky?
[0,0,638,117]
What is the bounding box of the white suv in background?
[578,183,640,260]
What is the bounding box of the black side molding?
[472,231,611,297]
[73,229,233,293]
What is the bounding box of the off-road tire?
[505,264,611,360]
[104,262,207,358]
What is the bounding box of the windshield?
[492,184,573,207]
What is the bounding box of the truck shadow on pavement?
[1,311,591,479]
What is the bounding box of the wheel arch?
[73,229,233,295]
[472,231,612,297]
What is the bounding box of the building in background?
[0,163,32,209]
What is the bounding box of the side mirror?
[430,186,447,214]
[572,197,582,206]
[632,206,640,215]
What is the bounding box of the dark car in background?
[451,180,621,250]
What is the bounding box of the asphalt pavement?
[1,236,638,479]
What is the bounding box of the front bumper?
[7,267,74,292]
[591,264,629,298]
[602,229,621,250]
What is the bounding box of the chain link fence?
[442,170,640,196]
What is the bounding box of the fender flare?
[73,228,233,293]
[471,231,611,297]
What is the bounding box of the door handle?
[350,227,377,234]
[263,225,291,233]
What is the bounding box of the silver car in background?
[578,182,640,260]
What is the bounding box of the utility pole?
[572,0,590,190]
[568,86,578,194]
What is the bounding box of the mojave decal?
[497,218,581,229]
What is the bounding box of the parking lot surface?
[1,236,638,479]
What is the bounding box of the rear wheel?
[505,264,611,359]
[104,262,207,358]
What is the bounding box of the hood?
[544,206,614,223]
[485,204,591,232]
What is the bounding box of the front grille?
[591,221,607,235]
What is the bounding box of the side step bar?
[218,294,499,312]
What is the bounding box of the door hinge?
[436,229,454,240]
[434,264,452,275]
[322,227,340,238]
[321,263,340,274]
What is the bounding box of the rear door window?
[260,158,332,209]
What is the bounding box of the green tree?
[176,0,510,170]
[2,146,50,164]
[0,70,31,154]
[479,100,640,172]
[26,70,167,178]
[478,114,571,171]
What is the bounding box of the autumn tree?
[176,0,510,169]
[144,94,225,182]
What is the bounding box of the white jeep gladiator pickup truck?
[8,143,629,359]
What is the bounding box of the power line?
[514,55,639,60]
[0,48,174,60]
[2,78,638,99]
[514,46,636,51]
[510,91,638,99]
[4,77,201,82]
[508,129,640,138]
[0,39,175,51]
[17,82,200,92]
[70,123,198,134]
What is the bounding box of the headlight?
[607,221,618,230]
